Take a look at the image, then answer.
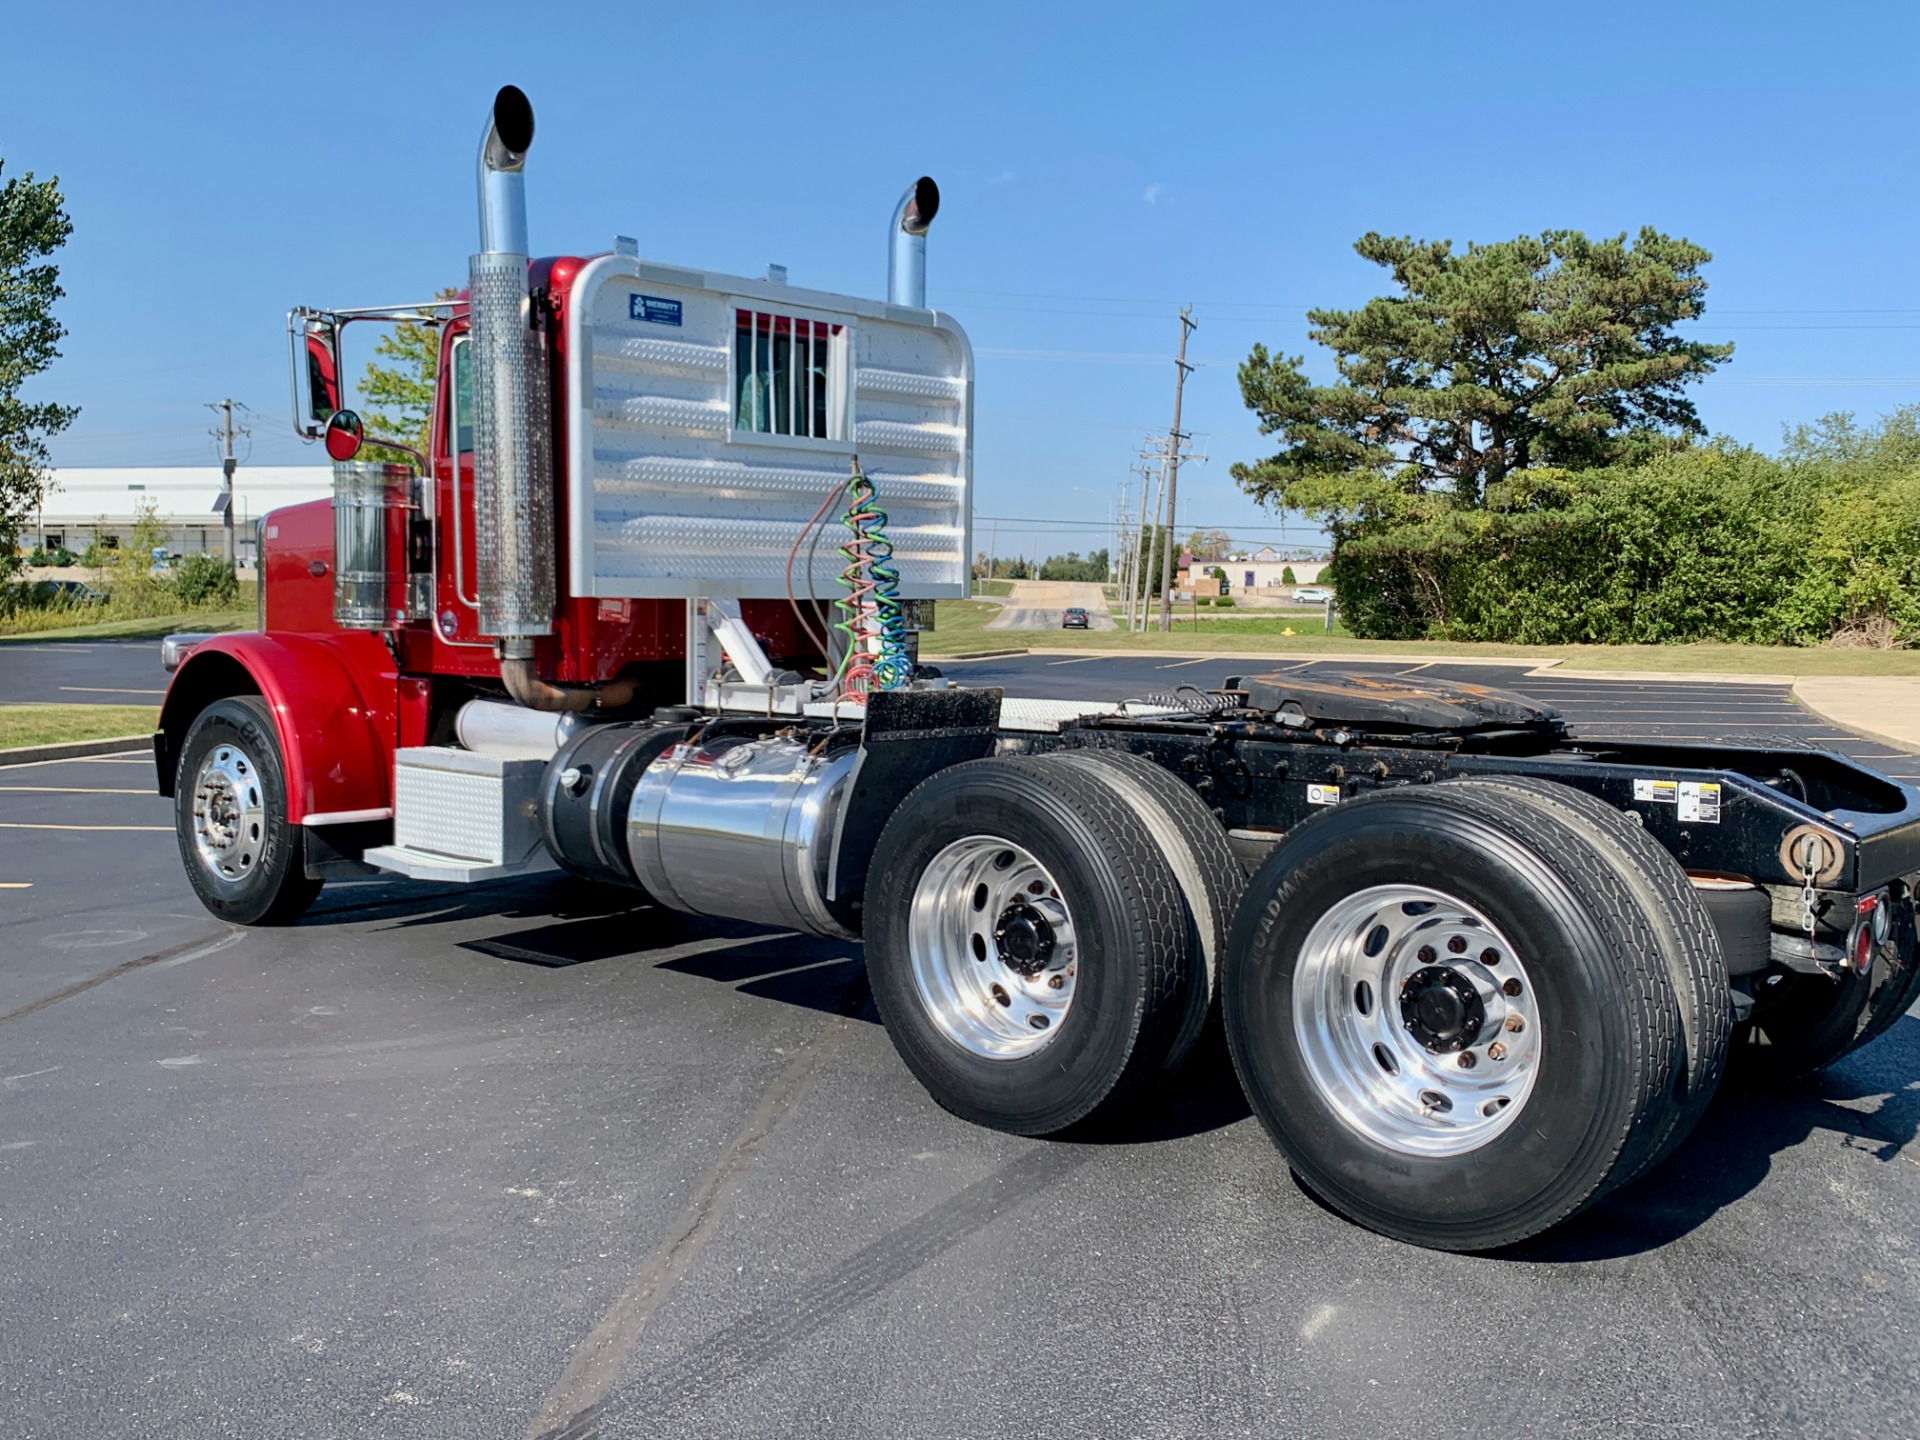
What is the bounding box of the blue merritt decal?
[629,294,683,326]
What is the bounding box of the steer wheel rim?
[908,836,1078,1059]
[190,741,267,885]
[1292,884,1540,1157]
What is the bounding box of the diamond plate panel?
[392,748,546,865]
[566,259,971,599]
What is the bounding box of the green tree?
[1186,527,1232,559]
[1132,525,1171,596]
[1039,548,1110,583]
[0,161,78,579]
[1232,229,1733,525]
[172,550,239,607]
[357,290,456,462]
[1281,564,1296,585]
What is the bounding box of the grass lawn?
[973,580,1014,598]
[927,598,1004,637]
[920,615,1920,675]
[0,608,252,643]
[0,705,158,750]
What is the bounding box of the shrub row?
[1326,417,1920,647]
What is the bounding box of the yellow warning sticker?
[1633,779,1678,804]
[1678,781,1721,824]
[1306,784,1341,807]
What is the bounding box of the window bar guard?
[747,310,759,430]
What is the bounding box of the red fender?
[157,632,397,824]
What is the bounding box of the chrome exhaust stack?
[887,176,940,309]
[469,84,555,656]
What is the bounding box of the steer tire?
[864,755,1204,1135]
[1448,776,1731,1184]
[173,696,322,927]
[1222,781,1687,1251]
[1047,747,1245,1072]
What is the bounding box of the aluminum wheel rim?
[908,836,1078,1059]
[1292,884,1541,1157]
[190,741,266,885]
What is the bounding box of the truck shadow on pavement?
[297,874,1920,1204]
[1508,1016,1920,1260]
[297,872,1255,1141]
[304,874,883,1021]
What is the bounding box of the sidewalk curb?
[0,735,151,769]
[1791,677,1920,752]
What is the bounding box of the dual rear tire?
[1223,780,1729,1249]
[864,750,1237,1135]
[864,762,1730,1251]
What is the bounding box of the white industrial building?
[22,467,333,566]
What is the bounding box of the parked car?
[1292,585,1331,604]
[1061,607,1090,629]
[32,579,107,607]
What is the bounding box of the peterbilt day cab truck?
[158,87,1920,1251]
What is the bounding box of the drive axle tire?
[864,756,1205,1135]
[1448,776,1730,1184]
[1048,747,1245,1071]
[1222,782,1687,1251]
[173,696,321,926]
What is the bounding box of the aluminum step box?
[362,746,556,883]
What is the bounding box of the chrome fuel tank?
[627,736,859,938]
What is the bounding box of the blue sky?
[9,0,1920,559]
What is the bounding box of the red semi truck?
[158,86,1920,1251]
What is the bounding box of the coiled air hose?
[832,460,913,698]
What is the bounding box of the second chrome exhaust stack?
[887,176,940,309]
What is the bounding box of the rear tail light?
[1851,922,1876,974]
[1850,892,1887,974]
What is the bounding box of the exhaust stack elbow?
[477,84,535,256]
[887,176,940,309]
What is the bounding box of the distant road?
[984,579,1116,631]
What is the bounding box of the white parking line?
[1154,657,1221,669]
[0,786,156,794]
[1045,656,1110,666]
[0,823,170,832]
[0,751,147,769]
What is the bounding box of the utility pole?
[205,399,250,571]
[1156,308,1197,632]
[1139,440,1170,633]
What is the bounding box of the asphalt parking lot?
[4,648,1920,1438]
[0,636,173,705]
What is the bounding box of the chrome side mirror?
[288,310,343,438]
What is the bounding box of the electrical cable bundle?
[783,457,913,702]
[832,459,912,699]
